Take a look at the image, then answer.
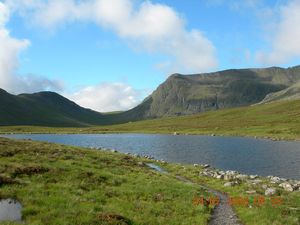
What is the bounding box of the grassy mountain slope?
[261,80,300,103]
[0,89,110,127]
[90,99,300,140]
[2,99,300,140]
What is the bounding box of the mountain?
[261,81,300,103]
[120,65,300,120]
[0,89,110,126]
[1,65,300,127]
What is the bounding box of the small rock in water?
[202,164,210,169]
[265,188,276,196]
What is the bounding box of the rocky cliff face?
[125,66,300,119]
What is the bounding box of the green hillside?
[1,65,300,127]
[2,99,300,141]
[0,89,110,127]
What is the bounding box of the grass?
[161,163,300,225]
[0,138,211,225]
[0,138,299,225]
[1,99,300,140]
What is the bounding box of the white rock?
[236,174,248,180]
[265,188,276,196]
[224,182,234,187]
[250,175,258,179]
[216,175,224,179]
[270,176,281,184]
[279,182,294,192]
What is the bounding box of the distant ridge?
[0,89,108,127]
[1,65,300,126]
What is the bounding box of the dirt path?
[175,175,241,225]
[147,164,242,225]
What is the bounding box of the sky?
[0,0,300,112]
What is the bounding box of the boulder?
[279,182,294,192]
[236,174,248,180]
[224,182,234,187]
[269,176,281,184]
[216,174,224,179]
[250,175,258,179]
[265,188,276,196]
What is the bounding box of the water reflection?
[0,199,22,222]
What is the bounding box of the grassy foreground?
[0,138,210,225]
[1,100,300,140]
[0,138,299,225]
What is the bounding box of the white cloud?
[204,0,263,10]
[68,82,144,112]
[256,0,300,64]
[7,0,217,73]
[0,1,64,94]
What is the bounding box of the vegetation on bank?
[1,99,300,140]
[0,138,299,224]
[163,163,300,225]
[0,138,210,225]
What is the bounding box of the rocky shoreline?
[198,164,300,195]
[95,147,300,196]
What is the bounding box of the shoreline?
[1,137,299,224]
[1,130,299,142]
[1,134,300,181]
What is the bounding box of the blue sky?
[1,0,300,111]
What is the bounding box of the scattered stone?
[193,164,198,167]
[224,182,234,187]
[216,175,224,179]
[269,176,281,184]
[173,132,179,136]
[250,175,258,179]
[236,174,248,180]
[265,188,276,196]
[211,134,216,137]
[293,181,300,190]
[203,164,210,168]
[246,190,256,194]
[279,182,294,192]
[251,179,262,185]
